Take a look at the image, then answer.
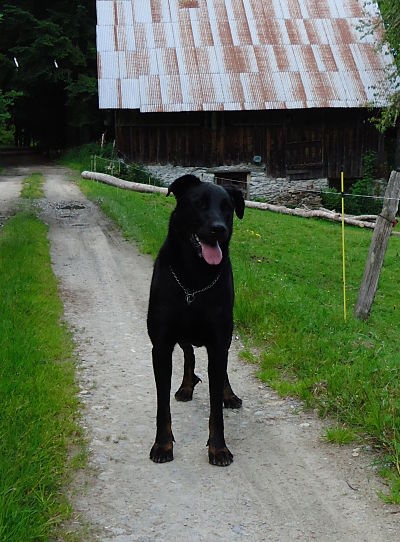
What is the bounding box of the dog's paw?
[174,374,202,402]
[150,442,174,463]
[174,386,194,402]
[223,394,243,409]
[208,446,233,467]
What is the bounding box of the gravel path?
[1,163,399,541]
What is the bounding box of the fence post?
[354,170,400,320]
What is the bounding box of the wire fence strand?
[91,156,400,202]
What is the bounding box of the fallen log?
[81,170,168,195]
[245,200,375,229]
[353,214,378,222]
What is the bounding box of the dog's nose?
[210,223,227,236]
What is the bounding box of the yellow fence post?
[341,170,347,322]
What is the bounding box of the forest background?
[0,1,400,151]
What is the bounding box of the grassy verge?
[21,172,45,199]
[0,209,82,540]
[75,172,400,502]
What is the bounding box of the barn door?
[285,125,323,179]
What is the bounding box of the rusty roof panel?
[304,19,328,44]
[99,51,119,78]
[240,72,265,108]
[96,0,395,111]
[133,1,153,23]
[96,25,115,52]
[96,1,113,26]
[301,71,334,106]
[294,45,319,73]
[193,15,214,46]
[285,19,310,45]
[156,48,179,75]
[120,79,140,107]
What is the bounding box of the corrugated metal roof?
[96,0,394,111]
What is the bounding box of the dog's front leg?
[207,346,233,466]
[150,344,175,463]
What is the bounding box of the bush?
[60,142,115,171]
[348,178,383,215]
[321,188,342,211]
[61,143,165,187]
[322,152,384,215]
[122,163,165,186]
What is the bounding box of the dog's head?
[167,175,245,265]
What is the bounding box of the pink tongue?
[201,241,222,265]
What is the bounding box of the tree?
[0,1,103,150]
[0,89,22,144]
[371,2,400,130]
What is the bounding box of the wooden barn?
[96,0,395,181]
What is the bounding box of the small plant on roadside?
[325,426,357,446]
[379,468,400,505]
[238,348,259,364]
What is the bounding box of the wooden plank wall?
[115,108,388,181]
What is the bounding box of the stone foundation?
[145,164,328,208]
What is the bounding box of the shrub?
[61,143,165,187]
[322,152,383,215]
[321,187,342,211]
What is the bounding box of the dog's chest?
[173,296,231,347]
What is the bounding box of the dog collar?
[169,266,221,305]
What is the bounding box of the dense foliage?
[374,1,400,132]
[322,151,384,214]
[377,0,400,70]
[0,1,103,150]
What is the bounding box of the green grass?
[79,181,175,254]
[76,174,400,501]
[21,173,45,199]
[0,212,82,540]
[59,143,109,171]
[325,426,357,446]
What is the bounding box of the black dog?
[147,174,245,466]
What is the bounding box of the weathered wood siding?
[115,108,387,181]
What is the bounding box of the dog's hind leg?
[175,342,202,402]
[150,343,175,463]
[223,373,242,409]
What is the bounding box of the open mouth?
[192,234,222,265]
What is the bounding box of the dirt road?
[1,164,399,541]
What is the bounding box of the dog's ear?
[226,188,245,219]
[167,175,202,199]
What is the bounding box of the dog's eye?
[194,197,208,210]
[221,199,233,215]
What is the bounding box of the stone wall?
[145,164,328,208]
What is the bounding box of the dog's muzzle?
[191,234,223,265]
